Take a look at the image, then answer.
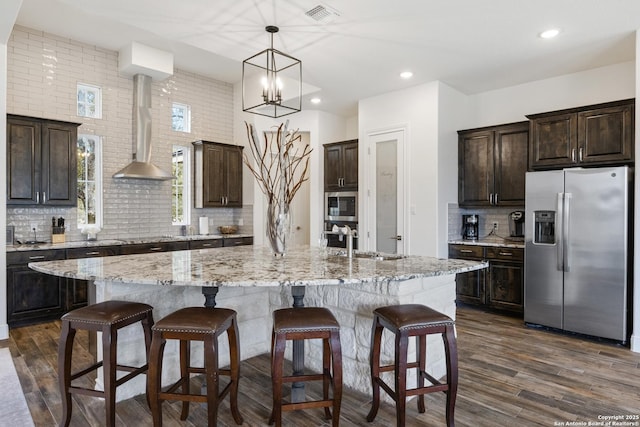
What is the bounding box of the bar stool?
[270,307,342,427]
[366,304,458,427]
[58,300,154,427]
[147,307,243,426]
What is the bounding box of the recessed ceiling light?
[310,97,321,104]
[400,71,413,79]
[539,28,560,39]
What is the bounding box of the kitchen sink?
[332,250,406,261]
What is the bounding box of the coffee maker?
[462,214,479,240]
[509,210,525,238]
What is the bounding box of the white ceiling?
[13,0,640,117]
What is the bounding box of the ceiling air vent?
[305,4,340,23]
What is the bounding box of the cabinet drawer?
[190,239,223,250]
[448,244,483,260]
[8,249,65,265]
[223,237,253,247]
[66,246,120,259]
[485,247,523,262]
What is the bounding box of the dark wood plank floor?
[2,305,640,426]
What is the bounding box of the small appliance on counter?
[461,214,479,240]
[508,210,525,238]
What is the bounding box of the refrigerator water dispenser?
[534,211,555,244]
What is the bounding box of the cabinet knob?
[498,252,513,256]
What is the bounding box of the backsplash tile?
[448,203,524,241]
[6,26,252,244]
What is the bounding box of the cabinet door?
[455,270,486,305]
[224,146,243,207]
[41,122,78,205]
[458,129,494,206]
[324,144,343,191]
[7,265,65,327]
[578,103,634,165]
[487,261,524,313]
[529,113,577,169]
[342,142,359,190]
[494,123,528,206]
[203,143,226,207]
[7,117,40,204]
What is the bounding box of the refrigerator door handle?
[563,193,572,272]
[557,192,564,271]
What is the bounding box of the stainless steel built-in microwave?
[325,191,357,222]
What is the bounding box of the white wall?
[466,61,635,129]
[0,0,23,341]
[437,83,472,256]
[359,82,441,257]
[632,31,640,353]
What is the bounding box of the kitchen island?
[30,245,486,401]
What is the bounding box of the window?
[77,135,103,227]
[172,145,191,225]
[172,102,191,132]
[77,83,102,119]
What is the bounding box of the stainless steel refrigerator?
[524,166,630,342]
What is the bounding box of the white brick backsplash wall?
[6,26,252,243]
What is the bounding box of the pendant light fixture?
[242,26,302,118]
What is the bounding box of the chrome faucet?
[333,224,357,258]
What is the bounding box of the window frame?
[172,145,191,226]
[77,134,103,229]
[76,83,102,119]
[172,102,191,133]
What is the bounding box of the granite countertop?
[29,246,488,288]
[6,234,253,252]
[449,235,524,249]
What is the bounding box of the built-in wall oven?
[324,191,358,249]
[325,191,357,222]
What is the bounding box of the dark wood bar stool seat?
[270,307,343,427]
[58,300,154,427]
[147,307,243,426]
[366,304,458,427]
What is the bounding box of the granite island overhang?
[30,245,487,401]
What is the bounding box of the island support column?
[291,285,305,402]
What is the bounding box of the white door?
[366,129,405,254]
[287,132,310,247]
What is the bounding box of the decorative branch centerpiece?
[244,121,312,256]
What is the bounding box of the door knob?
[390,235,402,240]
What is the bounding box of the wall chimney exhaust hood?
[114,43,174,180]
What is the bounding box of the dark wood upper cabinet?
[7,115,80,206]
[528,99,634,170]
[458,122,528,207]
[324,140,358,191]
[193,141,243,208]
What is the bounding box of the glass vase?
[266,202,290,256]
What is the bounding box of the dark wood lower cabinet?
[7,250,66,327]
[7,237,253,328]
[487,261,524,312]
[449,243,524,315]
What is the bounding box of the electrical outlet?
[492,222,499,231]
[30,222,38,231]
